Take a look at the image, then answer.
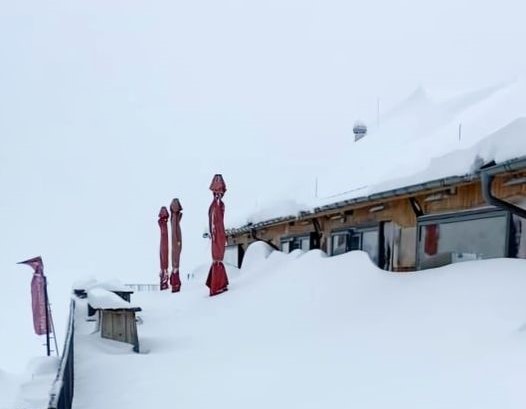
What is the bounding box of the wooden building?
[99,307,141,353]
[226,157,526,272]
[73,280,134,317]
[87,288,141,352]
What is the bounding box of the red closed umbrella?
[424,224,439,256]
[206,174,229,296]
[158,206,170,290]
[170,198,183,293]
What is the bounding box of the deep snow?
[0,357,59,409]
[0,370,19,409]
[231,80,526,227]
[72,243,526,409]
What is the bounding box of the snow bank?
[240,241,274,272]
[72,251,526,409]
[87,288,139,310]
[0,370,19,409]
[78,278,131,294]
[190,262,242,283]
[10,356,59,409]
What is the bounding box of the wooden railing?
[48,299,75,409]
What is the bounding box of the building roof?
[228,80,526,233]
[87,288,140,311]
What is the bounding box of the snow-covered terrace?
[71,244,526,409]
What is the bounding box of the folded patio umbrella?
[158,207,170,290]
[170,198,183,293]
[205,174,229,296]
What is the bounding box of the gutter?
[228,156,526,235]
[481,158,526,219]
[227,175,474,234]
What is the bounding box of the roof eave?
[227,156,526,235]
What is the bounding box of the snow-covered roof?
[87,288,139,310]
[73,278,133,294]
[229,80,526,230]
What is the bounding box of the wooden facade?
[227,164,526,272]
[99,308,141,353]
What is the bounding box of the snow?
[0,370,19,409]
[3,0,526,389]
[75,278,132,294]
[72,245,526,409]
[13,357,60,409]
[316,80,526,202]
[190,262,242,283]
[87,288,139,310]
[0,357,59,409]
[230,80,526,227]
[239,241,274,272]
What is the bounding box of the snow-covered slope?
[72,243,526,409]
[0,357,59,409]
[13,357,59,409]
[0,370,19,409]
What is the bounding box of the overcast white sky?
[1,0,526,370]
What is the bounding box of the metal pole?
[49,308,59,356]
[377,97,380,128]
[43,275,51,357]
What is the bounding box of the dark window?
[510,215,526,259]
[330,227,379,264]
[349,234,361,251]
[281,234,315,253]
[331,232,349,256]
[290,239,302,251]
[299,236,310,251]
[417,210,508,269]
[280,240,291,254]
[362,230,379,265]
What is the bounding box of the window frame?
[329,224,380,263]
[416,208,511,269]
[280,234,312,253]
[330,230,351,256]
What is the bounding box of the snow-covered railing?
[125,283,160,292]
[48,299,75,409]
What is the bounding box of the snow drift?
[72,245,526,409]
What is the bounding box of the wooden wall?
[100,309,140,352]
[228,171,526,267]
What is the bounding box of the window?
[331,232,349,256]
[510,215,526,259]
[280,240,291,254]
[281,234,316,253]
[362,230,379,264]
[417,210,509,270]
[330,226,379,264]
[299,236,310,251]
[349,234,361,251]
